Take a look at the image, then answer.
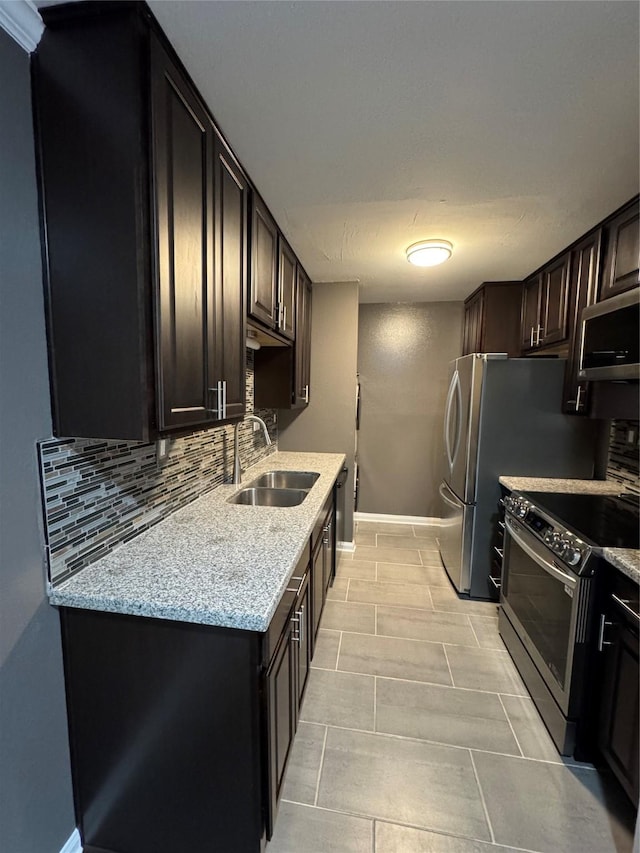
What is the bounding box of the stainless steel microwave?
[578,287,639,381]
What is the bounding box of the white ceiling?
[40,1,640,302]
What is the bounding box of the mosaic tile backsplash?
[39,351,277,584]
[606,419,640,495]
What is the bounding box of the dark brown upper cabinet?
[521,275,542,350]
[34,3,246,440]
[462,282,522,357]
[562,229,602,415]
[278,238,297,341]
[213,133,248,421]
[293,270,312,407]
[521,254,571,351]
[540,252,571,346]
[152,40,216,431]
[249,194,279,328]
[599,200,639,300]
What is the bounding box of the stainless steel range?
[499,490,639,757]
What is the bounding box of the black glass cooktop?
[523,491,640,550]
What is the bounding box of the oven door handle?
[505,517,577,590]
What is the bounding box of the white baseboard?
[337,540,356,552]
[354,512,441,527]
[59,828,82,853]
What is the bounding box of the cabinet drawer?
[263,543,310,665]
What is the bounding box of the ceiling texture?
[41,1,640,302]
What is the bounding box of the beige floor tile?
[430,586,499,618]
[348,579,432,609]
[354,531,377,546]
[468,615,506,650]
[377,606,478,647]
[267,801,373,853]
[445,645,528,695]
[374,822,523,852]
[376,562,443,586]
[326,578,348,601]
[300,668,375,730]
[336,559,376,580]
[376,533,439,550]
[338,632,451,685]
[320,599,376,633]
[280,722,326,805]
[311,629,341,670]
[376,678,520,754]
[356,521,415,534]
[354,545,422,565]
[412,524,440,538]
[419,549,443,567]
[317,728,490,841]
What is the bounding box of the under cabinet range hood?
[579,287,639,381]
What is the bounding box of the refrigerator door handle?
[450,371,463,470]
[443,369,458,471]
[438,480,463,510]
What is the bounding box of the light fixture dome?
[406,239,453,267]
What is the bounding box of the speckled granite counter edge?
[498,476,624,494]
[48,451,346,632]
[602,549,640,585]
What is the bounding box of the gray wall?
[0,30,75,852]
[357,301,463,517]
[279,282,359,543]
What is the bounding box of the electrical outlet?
[627,429,636,444]
[252,421,260,433]
[156,438,169,463]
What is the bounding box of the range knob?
[564,548,583,567]
[515,501,529,518]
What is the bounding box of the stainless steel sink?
[228,487,308,507]
[249,470,320,490]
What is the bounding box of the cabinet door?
[151,40,215,431]
[214,135,247,420]
[562,230,602,414]
[249,195,278,327]
[293,270,312,406]
[266,621,297,838]
[540,253,571,346]
[278,239,296,341]
[311,542,325,649]
[598,612,639,804]
[462,292,483,355]
[521,276,541,350]
[295,573,311,707]
[600,203,639,300]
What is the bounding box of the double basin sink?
[228,470,320,507]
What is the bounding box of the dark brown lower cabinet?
[596,569,639,806]
[60,491,337,853]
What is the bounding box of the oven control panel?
[504,495,589,569]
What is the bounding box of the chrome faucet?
[233,414,272,484]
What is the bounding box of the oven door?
[501,515,591,716]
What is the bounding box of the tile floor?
[267,521,636,853]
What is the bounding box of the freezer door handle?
[450,371,463,470]
[438,480,463,510]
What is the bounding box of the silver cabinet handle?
[283,305,287,330]
[575,385,584,412]
[530,327,535,347]
[291,605,305,644]
[303,384,309,403]
[535,325,544,346]
[611,594,640,624]
[206,380,226,419]
[597,613,613,651]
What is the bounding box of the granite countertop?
[49,450,346,631]
[498,476,624,494]
[498,476,639,586]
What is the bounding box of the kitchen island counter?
[49,450,345,631]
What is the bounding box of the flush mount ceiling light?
[406,239,453,267]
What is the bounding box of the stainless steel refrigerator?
[438,354,598,599]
